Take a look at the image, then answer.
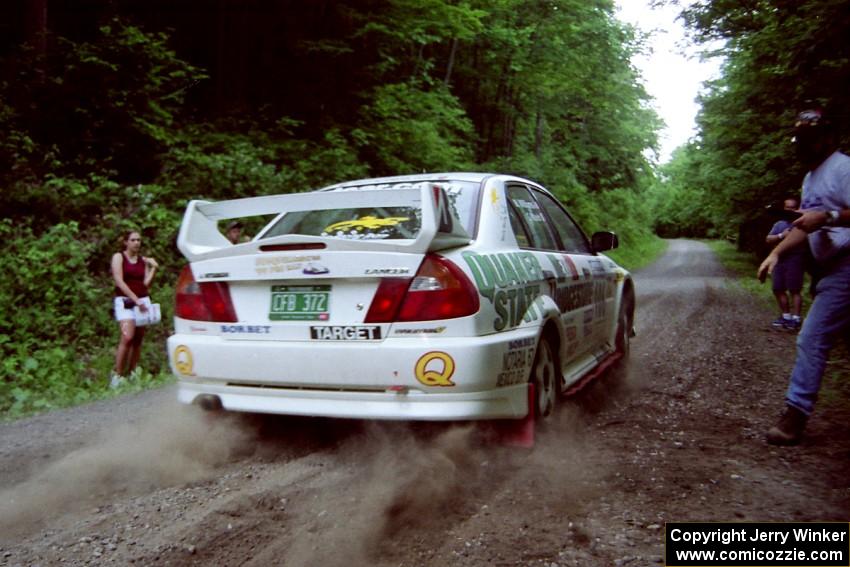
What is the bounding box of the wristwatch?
[825,210,840,225]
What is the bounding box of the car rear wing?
[176,183,472,262]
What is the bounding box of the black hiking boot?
[766,405,808,446]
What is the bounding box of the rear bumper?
[167,329,539,420]
[177,381,529,420]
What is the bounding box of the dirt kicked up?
[1,239,848,567]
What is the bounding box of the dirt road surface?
[2,239,848,566]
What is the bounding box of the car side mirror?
[591,231,618,252]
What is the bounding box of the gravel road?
[1,239,848,566]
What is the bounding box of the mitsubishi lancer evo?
[168,173,635,425]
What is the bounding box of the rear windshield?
[260,181,480,240]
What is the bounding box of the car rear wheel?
[530,337,557,419]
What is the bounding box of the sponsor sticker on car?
[310,326,382,340]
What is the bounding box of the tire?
[530,336,557,419]
[610,306,630,382]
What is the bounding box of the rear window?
[264,206,421,240]
[260,181,480,240]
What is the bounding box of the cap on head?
[227,220,243,231]
[794,108,830,130]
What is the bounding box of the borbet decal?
[221,325,272,334]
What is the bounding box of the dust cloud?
[0,371,631,562]
[278,423,481,567]
[0,401,253,538]
[282,404,600,567]
[573,359,646,415]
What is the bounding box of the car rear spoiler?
[176,183,472,262]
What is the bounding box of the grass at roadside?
[707,239,850,412]
[1,368,175,423]
[606,234,668,272]
[705,239,785,311]
[1,340,175,423]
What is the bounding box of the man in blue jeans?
[758,108,850,445]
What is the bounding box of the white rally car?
[168,173,634,423]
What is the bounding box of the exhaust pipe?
[194,394,223,412]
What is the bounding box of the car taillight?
[364,255,479,323]
[175,265,238,322]
[364,278,411,323]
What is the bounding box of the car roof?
[318,172,542,192]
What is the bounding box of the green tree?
[656,0,850,249]
[353,82,476,175]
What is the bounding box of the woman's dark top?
[115,253,149,299]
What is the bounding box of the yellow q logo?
[174,345,194,376]
[415,352,455,387]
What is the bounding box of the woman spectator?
[111,230,158,387]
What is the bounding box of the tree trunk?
[444,38,458,85]
[26,0,48,56]
[534,108,544,159]
[215,0,227,113]
[487,57,512,159]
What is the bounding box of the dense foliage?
[0,1,661,416]
[649,0,850,252]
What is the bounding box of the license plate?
[269,285,330,321]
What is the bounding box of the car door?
[530,187,617,358]
[504,183,613,368]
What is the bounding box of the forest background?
[0,0,847,417]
